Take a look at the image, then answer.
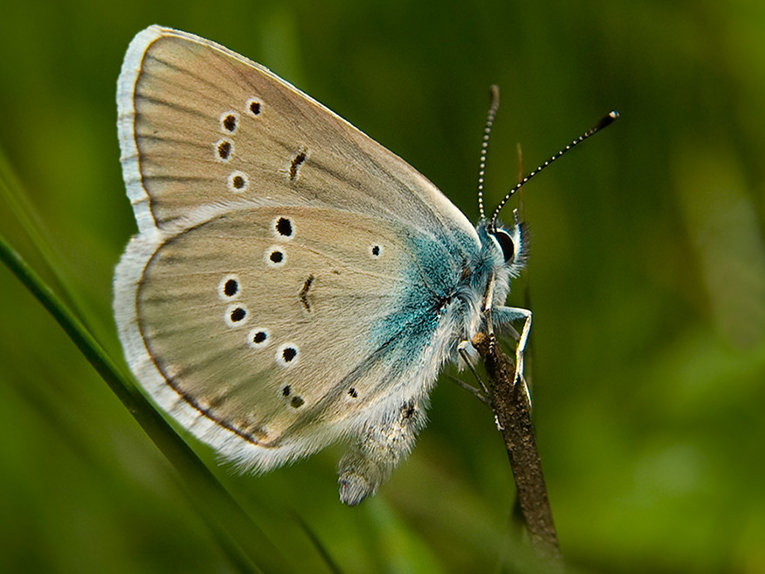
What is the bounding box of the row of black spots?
[218,275,240,300]
[273,216,293,239]
[223,309,294,368]
[214,97,261,165]
[280,384,305,409]
[220,111,239,134]
[220,276,249,333]
[245,97,262,117]
[245,329,298,368]
[215,139,233,162]
[224,303,248,327]
[369,244,382,258]
[218,110,239,134]
[276,344,298,367]
[347,387,358,399]
[214,97,262,180]
[222,99,263,134]
[247,328,269,349]
[265,246,287,267]
[227,170,249,192]
[215,111,238,163]
[220,96,262,136]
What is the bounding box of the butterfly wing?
[117,26,478,248]
[116,205,463,469]
[115,26,482,469]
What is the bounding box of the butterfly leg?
[338,397,426,506]
[492,306,532,387]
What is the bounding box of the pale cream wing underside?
[117,25,478,246]
[117,205,436,469]
[114,25,477,469]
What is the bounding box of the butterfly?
[114,25,617,505]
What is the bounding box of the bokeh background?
[1,1,764,572]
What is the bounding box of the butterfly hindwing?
[116,205,460,469]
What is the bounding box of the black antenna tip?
[596,110,620,130]
[488,109,620,224]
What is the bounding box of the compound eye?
[494,229,515,262]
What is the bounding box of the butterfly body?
[114,26,530,504]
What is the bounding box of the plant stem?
[472,332,562,565]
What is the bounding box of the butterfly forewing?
[119,26,479,249]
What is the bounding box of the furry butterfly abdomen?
[114,26,526,504]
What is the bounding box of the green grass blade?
[0,233,292,573]
[0,149,87,319]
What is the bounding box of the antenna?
[489,110,620,230]
[477,85,501,221]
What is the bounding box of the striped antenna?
[489,110,620,229]
[477,85,501,221]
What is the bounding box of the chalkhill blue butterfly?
[114,25,617,505]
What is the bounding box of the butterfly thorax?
[404,220,527,374]
[470,221,525,319]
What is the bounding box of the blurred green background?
[1,0,764,572]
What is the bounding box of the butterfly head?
[462,217,529,333]
[484,212,528,278]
